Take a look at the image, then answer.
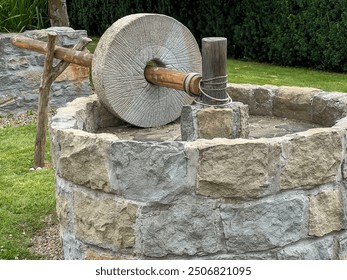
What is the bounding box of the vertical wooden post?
[34,32,56,168]
[201,37,228,105]
[33,35,92,168]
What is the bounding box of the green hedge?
[67,0,347,72]
[0,0,48,32]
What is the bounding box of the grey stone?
[109,141,194,203]
[220,194,308,253]
[0,29,91,116]
[312,91,347,126]
[278,236,337,260]
[136,196,225,257]
[61,230,85,260]
[273,86,320,122]
[338,231,347,259]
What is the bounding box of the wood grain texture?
[92,14,201,128]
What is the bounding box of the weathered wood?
[48,0,69,27]
[201,37,228,105]
[33,35,92,168]
[11,35,93,67]
[34,32,57,168]
[144,66,201,96]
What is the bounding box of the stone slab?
[109,141,194,203]
[136,196,224,258]
[277,236,337,259]
[220,194,308,253]
[309,188,344,237]
[74,190,138,250]
[192,138,281,199]
[280,128,342,189]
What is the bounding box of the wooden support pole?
[201,37,228,105]
[11,35,93,68]
[33,35,92,168]
[34,32,56,168]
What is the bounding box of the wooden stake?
[201,37,227,105]
[34,32,56,168]
[33,35,92,168]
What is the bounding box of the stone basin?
[50,83,347,260]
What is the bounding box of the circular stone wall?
[50,84,347,260]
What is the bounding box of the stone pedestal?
[180,102,249,141]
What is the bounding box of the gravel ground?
[29,214,64,260]
[1,112,64,259]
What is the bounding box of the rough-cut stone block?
[273,86,320,122]
[312,91,347,126]
[193,138,281,198]
[280,128,342,189]
[74,190,138,249]
[84,250,129,260]
[197,107,234,139]
[338,232,347,260]
[181,103,249,141]
[227,83,275,116]
[277,236,337,260]
[57,129,116,191]
[109,141,194,203]
[55,177,72,231]
[61,230,84,260]
[205,251,278,260]
[136,196,224,257]
[220,194,308,253]
[309,188,344,237]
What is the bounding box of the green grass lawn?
[228,59,347,92]
[0,124,55,259]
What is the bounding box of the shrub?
[0,0,49,33]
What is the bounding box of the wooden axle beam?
[11,35,201,96]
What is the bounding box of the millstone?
[92,13,202,128]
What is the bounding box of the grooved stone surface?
[92,13,201,127]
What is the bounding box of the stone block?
[73,190,138,249]
[273,86,320,122]
[55,177,73,231]
[338,232,347,260]
[84,250,129,260]
[193,138,281,199]
[181,103,249,141]
[109,141,193,203]
[136,196,224,257]
[227,83,275,116]
[277,236,337,260]
[57,129,115,191]
[312,91,347,126]
[280,128,342,189]
[197,107,234,139]
[309,188,344,237]
[61,230,85,260]
[220,194,308,253]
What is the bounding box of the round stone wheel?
[92,13,202,127]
